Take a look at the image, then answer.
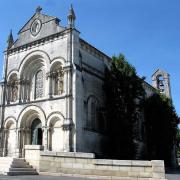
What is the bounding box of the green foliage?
[105,54,145,159]
[176,129,180,158]
[144,93,179,166]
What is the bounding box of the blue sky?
[0,0,180,118]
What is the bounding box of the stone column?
[27,81,31,101]
[14,128,21,157]
[48,127,52,151]
[22,81,28,102]
[63,64,73,152]
[26,128,31,145]
[62,119,72,152]
[18,80,22,103]
[6,85,10,104]
[21,81,25,102]
[21,128,27,157]
[42,126,48,150]
[48,75,53,98]
[3,129,7,156]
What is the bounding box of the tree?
[144,93,179,166]
[104,54,145,159]
[176,129,180,158]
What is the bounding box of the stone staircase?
[0,157,38,175]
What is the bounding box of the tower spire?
[7,30,14,49]
[67,4,76,28]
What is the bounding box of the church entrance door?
[31,118,42,145]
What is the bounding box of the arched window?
[157,75,165,92]
[86,96,99,130]
[35,70,44,99]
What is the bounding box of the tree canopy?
[105,54,145,159]
[143,93,179,166]
[104,53,179,166]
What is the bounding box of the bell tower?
[152,69,172,99]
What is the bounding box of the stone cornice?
[5,29,72,56]
[80,38,112,63]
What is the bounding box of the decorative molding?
[18,50,51,72]
[46,111,65,122]
[30,19,42,36]
[6,29,70,56]
[0,94,70,108]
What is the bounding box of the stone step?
[10,164,32,168]
[0,157,38,176]
[9,168,36,172]
[12,161,29,166]
[6,171,38,176]
[0,157,25,162]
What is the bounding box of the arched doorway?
[31,118,42,145]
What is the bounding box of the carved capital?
[62,118,74,131]
[46,69,64,79]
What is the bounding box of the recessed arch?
[87,94,100,104]
[47,112,64,127]
[46,112,64,152]
[17,105,46,128]
[4,116,17,129]
[7,70,19,81]
[18,50,51,74]
[51,57,65,66]
[18,50,50,101]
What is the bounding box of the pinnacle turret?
[7,30,14,49]
[67,4,76,28]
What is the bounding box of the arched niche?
[49,61,64,96]
[47,113,64,151]
[4,119,16,157]
[7,73,18,103]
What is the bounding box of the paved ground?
[166,174,180,180]
[0,175,85,180]
[0,174,179,180]
[166,168,180,180]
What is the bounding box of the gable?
[12,12,66,48]
[18,13,57,34]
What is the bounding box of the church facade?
[0,6,171,159]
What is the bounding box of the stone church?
[0,6,171,159]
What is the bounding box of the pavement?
[0,175,84,180]
[166,174,180,180]
[166,168,180,180]
[0,173,179,180]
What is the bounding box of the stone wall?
[25,145,43,172]
[25,149,166,179]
